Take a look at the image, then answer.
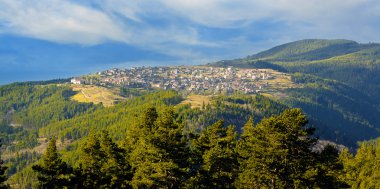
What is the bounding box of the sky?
[1,0,380,84]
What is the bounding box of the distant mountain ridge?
[249,39,362,61]
[211,39,380,147]
[212,39,380,97]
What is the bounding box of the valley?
[1,39,380,188]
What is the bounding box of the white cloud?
[159,0,368,27]
[0,0,380,62]
[0,0,130,45]
[0,0,215,60]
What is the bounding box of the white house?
[71,78,82,85]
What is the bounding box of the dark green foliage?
[0,84,97,129]
[189,120,239,188]
[178,94,287,133]
[77,132,108,188]
[40,90,182,143]
[0,143,8,189]
[28,107,379,188]
[2,81,376,188]
[5,151,41,176]
[125,107,190,188]
[99,131,132,188]
[209,39,380,148]
[248,39,361,61]
[119,87,151,98]
[314,145,349,188]
[32,137,72,189]
[77,131,132,188]
[0,83,97,152]
[235,109,346,188]
[285,73,380,148]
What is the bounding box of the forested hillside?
[0,82,295,187]
[1,39,380,188]
[2,106,379,188]
[213,39,380,98]
[211,39,380,148]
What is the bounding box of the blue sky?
[1,0,380,84]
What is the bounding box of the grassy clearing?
[71,85,125,107]
[178,95,212,109]
[260,70,300,90]
[2,137,73,161]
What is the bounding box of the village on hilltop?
[72,66,294,95]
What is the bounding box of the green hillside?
[210,39,380,147]
[0,83,293,187]
[221,39,380,98]
[249,39,364,61]
[2,39,380,187]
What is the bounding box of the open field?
[71,85,125,107]
[178,95,212,109]
[261,69,298,89]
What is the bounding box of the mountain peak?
[249,39,360,61]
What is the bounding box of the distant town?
[72,66,294,95]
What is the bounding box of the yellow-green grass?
[258,71,297,89]
[2,137,73,162]
[178,95,212,109]
[71,85,125,107]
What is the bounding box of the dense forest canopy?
[211,39,380,147]
[5,107,377,188]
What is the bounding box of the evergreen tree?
[99,131,132,188]
[235,117,257,188]
[189,120,239,188]
[32,137,72,189]
[77,132,108,188]
[153,107,191,186]
[236,109,320,188]
[314,145,348,188]
[340,138,380,188]
[0,142,8,189]
[126,107,190,188]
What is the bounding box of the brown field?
[178,95,212,109]
[71,85,125,107]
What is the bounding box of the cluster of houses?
[72,66,277,94]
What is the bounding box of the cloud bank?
[0,0,379,60]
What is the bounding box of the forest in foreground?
[1,107,379,188]
[1,39,380,188]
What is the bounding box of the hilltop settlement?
[72,66,295,95]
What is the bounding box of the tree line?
[1,106,379,188]
[12,107,361,188]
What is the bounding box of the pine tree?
[32,137,72,189]
[153,107,191,186]
[77,132,107,188]
[235,117,257,188]
[189,120,239,188]
[0,142,8,189]
[314,145,348,188]
[126,106,190,188]
[236,109,346,188]
[236,109,314,188]
[340,138,380,188]
[100,131,132,188]
[240,116,255,139]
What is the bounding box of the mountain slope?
[210,39,380,147]
[238,39,380,98]
[249,39,363,61]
